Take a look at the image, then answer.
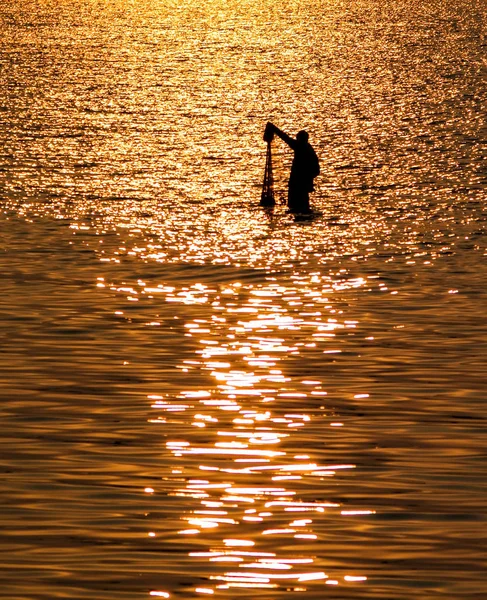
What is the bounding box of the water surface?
[0,0,486,598]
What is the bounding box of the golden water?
[0,0,486,598]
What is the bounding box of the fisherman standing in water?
[264,122,320,213]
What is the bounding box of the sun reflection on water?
[133,272,375,595]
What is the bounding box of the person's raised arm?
[266,122,297,150]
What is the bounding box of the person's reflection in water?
[265,122,320,213]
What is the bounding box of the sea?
[0,0,486,598]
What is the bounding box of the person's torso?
[290,143,319,184]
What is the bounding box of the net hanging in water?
[260,140,275,207]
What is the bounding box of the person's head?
[296,130,309,144]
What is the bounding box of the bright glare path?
[138,269,374,596]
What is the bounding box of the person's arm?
[266,122,297,150]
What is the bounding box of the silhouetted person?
[265,122,320,213]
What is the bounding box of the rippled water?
[1,0,486,598]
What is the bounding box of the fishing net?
[260,123,275,207]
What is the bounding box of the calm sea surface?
[1,0,486,598]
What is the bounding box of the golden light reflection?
[137,272,374,595]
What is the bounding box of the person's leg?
[299,192,310,213]
[289,188,310,213]
[287,187,298,212]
